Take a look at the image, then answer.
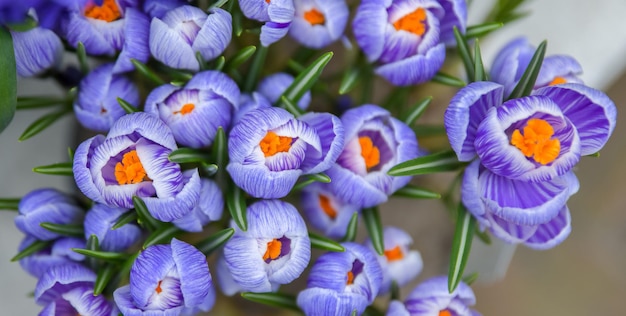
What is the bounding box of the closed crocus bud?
[73,63,140,132]
[327,104,419,208]
[386,276,480,316]
[11,27,63,77]
[289,0,349,49]
[14,188,84,241]
[257,72,312,110]
[144,70,240,148]
[223,200,311,293]
[301,182,359,239]
[18,237,85,279]
[172,178,224,232]
[149,5,231,71]
[39,286,119,316]
[113,238,216,315]
[239,0,295,46]
[84,204,141,252]
[73,112,201,222]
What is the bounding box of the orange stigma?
[263,239,282,261]
[304,8,325,25]
[174,103,195,115]
[393,8,427,36]
[155,280,163,294]
[319,195,337,220]
[548,76,567,86]
[439,310,452,316]
[84,0,122,22]
[510,118,561,165]
[260,131,292,157]
[346,271,354,285]
[114,150,148,185]
[359,136,380,170]
[384,246,404,262]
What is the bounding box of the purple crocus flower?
[326,104,419,208]
[233,92,272,125]
[491,37,584,97]
[288,0,349,49]
[239,0,295,46]
[84,204,141,252]
[296,242,383,316]
[223,200,311,292]
[257,72,312,110]
[14,188,84,241]
[39,286,119,316]
[353,0,467,85]
[73,112,201,222]
[34,264,97,305]
[18,237,85,278]
[143,0,187,19]
[301,182,360,239]
[365,226,423,295]
[144,70,240,148]
[227,107,344,198]
[73,63,139,132]
[172,178,224,232]
[149,5,231,71]
[113,238,216,315]
[11,27,63,77]
[386,276,480,316]
[63,0,150,73]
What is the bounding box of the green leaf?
[485,0,529,24]
[390,280,400,301]
[117,97,139,114]
[213,55,226,71]
[32,162,73,176]
[453,26,474,81]
[309,232,345,252]
[474,227,491,245]
[393,184,441,199]
[6,17,37,32]
[363,207,384,255]
[243,45,268,92]
[133,196,162,231]
[448,204,476,293]
[278,52,333,108]
[473,40,486,82]
[143,224,180,249]
[11,240,52,261]
[404,96,433,126]
[210,0,229,8]
[507,40,547,100]
[342,212,359,242]
[225,45,256,73]
[168,148,211,164]
[291,172,331,192]
[227,183,247,231]
[212,127,228,168]
[309,172,331,183]
[431,72,466,88]
[94,264,116,295]
[68,147,75,160]
[241,292,300,312]
[196,52,207,71]
[17,96,65,110]
[0,198,20,211]
[19,109,69,141]
[462,272,479,285]
[85,234,100,269]
[364,306,385,316]
[72,248,127,262]
[112,211,138,230]
[77,42,89,74]
[202,163,219,176]
[40,222,84,237]
[287,59,305,73]
[465,22,504,38]
[0,28,17,134]
[585,152,600,157]
[196,228,235,256]
[131,59,165,85]
[279,95,304,117]
[339,67,361,95]
[388,150,465,176]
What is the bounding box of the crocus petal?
[297,287,369,316]
[257,72,312,110]
[289,0,349,49]
[35,264,96,305]
[260,21,291,46]
[326,164,389,208]
[387,300,411,316]
[404,276,476,309]
[375,43,446,86]
[437,0,468,45]
[215,254,242,296]
[489,37,534,97]
[193,8,232,62]
[173,179,223,232]
[129,244,177,308]
[300,182,360,239]
[84,204,141,252]
[73,135,107,204]
[15,189,84,241]
[149,16,199,71]
[239,0,271,21]
[63,12,117,55]
[107,112,177,150]
[352,0,389,62]
[11,27,63,77]
[114,285,183,316]
[185,70,241,107]
[113,8,150,74]
[524,207,572,250]
[299,112,345,174]
[19,237,85,279]
[144,0,187,19]
[534,55,583,88]
[171,238,212,308]
[61,286,117,316]
[227,163,302,199]
[142,169,200,222]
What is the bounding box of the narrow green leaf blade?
[363,207,384,255]
[19,110,69,141]
[279,52,333,107]
[32,162,73,176]
[404,96,433,126]
[388,150,465,176]
[133,196,161,231]
[112,211,138,230]
[143,224,180,249]
[72,248,127,262]
[279,95,304,117]
[227,183,247,231]
[453,26,474,81]
[585,152,600,157]
[309,172,331,183]
[473,40,486,82]
[40,222,84,237]
[474,227,491,245]
[213,55,226,71]
[0,28,17,133]
[342,212,359,242]
[212,127,228,168]
[339,67,361,95]
[0,198,20,211]
[507,40,547,100]
[77,42,89,74]
[394,184,441,199]
[465,22,503,38]
[168,148,211,164]
[225,45,256,73]
[131,59,165,85]
[117,97,139,114]
[243,45,268,92]
[448,204,476,293]
[94,264,116,295]
[196,228,235,256]
[309,232,345,252]
[462,272,479,285]
[210,0,229,9]
[196,52,207,71]
[431,72,466,88]
[241,292,300,312]
[11,240,52,261]
[17,97,65,110]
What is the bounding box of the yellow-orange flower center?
[384,246,404,262]
[510,118,561,165]
[84,0,122,22]
[304,8,325,25]
[439,310,452,316]
[393,8,427,36]
[155,280,163,294]
[260,131,293,157]
[319,195,337,220]
[114,150,148,185]
[174,103,195,115]
[359,136,380,170]
[548,76,567,86]
[263,239,282,261]
[346,271,355,285]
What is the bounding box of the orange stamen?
[174,103,195,115]
[359,136,380,170]
[260,131,292,157]
[510,118,561,165]
[393,8,427,36]
[384,246,404,262]
[155,280,163,294]
[263,239,282,261]
[548,76,567,86]
[304,8,325,25]
[439,310,452,316]
[114,150,147,185]
[319,195,337,220]
[84,0,122,22]
[346,271,354,285]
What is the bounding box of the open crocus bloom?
[301,182,360,239]
[289,0,349,49]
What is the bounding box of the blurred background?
[1,0,625,315]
